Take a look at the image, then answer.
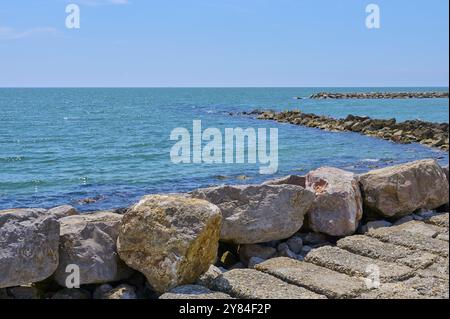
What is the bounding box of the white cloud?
[0,27,58,40]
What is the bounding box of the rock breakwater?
[310,92,449,99]
[255,110,449,151]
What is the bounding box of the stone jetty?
[254,110,449,151]
[310,92,449,99]
[0,160,448,299]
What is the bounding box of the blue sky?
[0,0,448,87]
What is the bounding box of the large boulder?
[192,184,314,244]
[0,209,60,288]
[359,160,449,218]
[53,212,132,286]
[117,195,222,294]
[305,167,363,236]
[47,205,78,219]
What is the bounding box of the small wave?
[361,158,380,163]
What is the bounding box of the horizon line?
[0,86,449,89]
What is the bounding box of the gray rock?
[7,286,41,299]
[305,167,363,236]
[93,284,113,299]
[286,236,303,254]
[229,262,245,270]
[365,220,392,232]
[359,160,449,218]
[299,232,328,245]
[277,243,297,259]
[248,257,266,269]
[192,184,315,244]
[196,265,225,287]
[51,288,91,299]
[394,215,415,226]
[0,208,60,288]
[442,165,449,182]
[53,212,132,286]
[263,175,306,187]
[47,205,78,219]
[238,244,277,265]
[301,245,312,255]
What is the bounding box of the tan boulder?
[305,167,363,236]
[359,160,449,218]
[117,195,222,294]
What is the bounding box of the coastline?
[1,159,449,299]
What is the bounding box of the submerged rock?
[359,159,449,218]
[117,195,222,294]
[0,208,60,288]
[305,167,363,236]
[192,184,315,244]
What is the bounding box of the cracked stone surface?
[202,214,449,299]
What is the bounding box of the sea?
[0,87,448,211]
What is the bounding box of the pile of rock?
[0,160,448,299]
[310,92,449,99]
[255,110,449,151]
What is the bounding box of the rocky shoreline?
[309,92,449,99]
[1,159,449,299]
[253,110,449,151]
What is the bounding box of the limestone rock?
[0,208,60,288]
[117,195,222,294]
[359,160,449,218]
[53,212,131,286]
[238,244,276,265]
[196,265,225,287]
[192,184,314,244]
[47,205,78,219]
[102,284,137,299]
[305,167,363,236]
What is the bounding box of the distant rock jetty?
[254,110,449,151]
[309,92,449,99]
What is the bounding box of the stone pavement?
[164,213,449,299]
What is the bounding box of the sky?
[0,0,448,87]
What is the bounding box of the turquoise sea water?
[0,88,448,211]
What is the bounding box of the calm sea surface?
[0,88,448,211]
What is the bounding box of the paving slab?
[208,269,325,299]
[367,227,449,257]
[394,220,448,238]
[255,257,367,299]
[159,285,233,299]
[337,235,437,269]
[424,213,449,228]
[305,246,414,282]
